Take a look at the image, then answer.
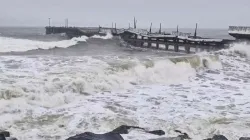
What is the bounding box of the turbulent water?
[0,27,250,140]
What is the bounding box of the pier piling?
[174,45,179,52]
[165,43,169,50]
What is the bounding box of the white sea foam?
[0,36,88,52]
[91,32,113,39]
[228,42,250,58]
[0,56,200,96]
[0,51,250,140]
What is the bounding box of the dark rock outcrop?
[239,137,250,140]
[0,131,10,137]
[204,135,228,140]
[0,131,17,140]
[66,132,124,140]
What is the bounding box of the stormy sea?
[0,27,250,140]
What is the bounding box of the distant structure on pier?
[228,26,250,40]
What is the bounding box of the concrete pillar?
[148,38,151,47]
[165,44,169,50]
[156,43,159,49]
[185,46,190,53]
[174,44,179,52]
[141,37,144,47]
[134,34,138,46]
[141,42,144,47]
[156,39,159,49]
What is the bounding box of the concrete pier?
[119,28,234,53]
[44,21,236,54]
[45,26,118,38]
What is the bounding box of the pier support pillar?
[165,44,169,50]
[185,46,190,53]
[148,38,151,48]
[156,39,159,49]
[174,44,179,52]
[141,37,144,47]
[156,43,159,49]
[148,42,151,47]
[141,42,144,47]
[134,35,138,46]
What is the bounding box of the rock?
[212,135,228,140]
[204,135,228,140]
[239,137,250,140]
[149,137,183,140]
[0,131,17,140]
[0,134,6,140]
[66,132,124,140]
[0,131,10,137]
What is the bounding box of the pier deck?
[120,28,234,53]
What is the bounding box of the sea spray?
[91,32,113,40]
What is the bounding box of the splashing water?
[228,42,250,58]
[91,32,113,40]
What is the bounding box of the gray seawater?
[0,27,250,140]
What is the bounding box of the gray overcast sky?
[0,0,250,28]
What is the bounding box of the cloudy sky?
[0,0,250,28]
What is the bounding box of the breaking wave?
[2,49,250,139]
[0,54,220,100]
[228,42,250,58]
[0,32,114,53]
[0,36,89,53]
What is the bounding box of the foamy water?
[0,33,114,53]
[0,36,88,52]
[91,32,113,40]
[0,34,250,140]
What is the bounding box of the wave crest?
[230,42,250,58]
[0,55,221,98]
[0,36,89,53]
[218,42,250,59]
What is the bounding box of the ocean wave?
[0,55,220,99]
[229,42,250,58]
[217,42,250,59]
[0,36,89,53]
[1,52,249,140]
